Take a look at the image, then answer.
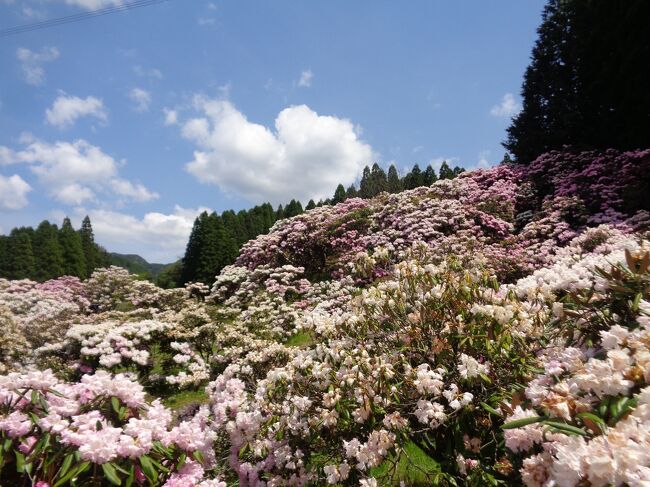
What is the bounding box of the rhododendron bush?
[1,149,650,486]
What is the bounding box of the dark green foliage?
[387,164,402,193]
[505,0,650,163]
[32,221,64,281]
[79,216,101,275]
[438,161,455,180]
[156,261,183,289]
[345,185,358,199]
[4,228,35,279]
[305,199,316,211]
[59,217,87,278]
[108,253,170,277]
[403,164,424,189]
[284,199,304,218]
[332,184,347,204]
[370,163,388,195]
[359,165,373,199]
[423,165,437,186]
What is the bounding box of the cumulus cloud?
[490,93,522,117]
[86,205,211,262]
[0,173,31,210]
[46,94,107,128]
[16,46,60,86]
[0,138,158,205]
[133,65,163,79]
[163,107,178,126]
[298,69,313,87]
[63,0,123,9]
[181,98,373,204]
[129,88,151,112]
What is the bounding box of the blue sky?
[0,0,546,262]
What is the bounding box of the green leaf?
[177,452,187,471]
[192,450,205,465]
[15,451,25,473]
[57,452,75,479]
[480,402,502,417]
[139,455,158,483]
[502,415,545,429]
[111,396,121,414]
[102,462,122,485]
[53,460,91,487]
[543,421,588,436]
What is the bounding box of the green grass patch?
[371,441,441,486]
[162,389,208,411]
[285,331,314,348]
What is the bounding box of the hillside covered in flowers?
[1,148,649,486]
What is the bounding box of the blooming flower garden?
[1,149,650,486]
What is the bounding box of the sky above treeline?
[0,0,546,262]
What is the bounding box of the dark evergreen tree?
[359,166,373,199]
[276,204,285,220]
[0,236,8,277]
[505,0,650,163]
[423,165,437,186]
[180,211,208,284]
[370,163,388,195]
[439,161,454,180]
[284,199,304,218]
[501,153,514,165]
[387,164,401,193]
[6,228,35,280]
[332,184,347,204]
[403,164,424,189]
[79,216,99,275]
[58,218,86,278]
[305,199,316,211]
[345,185,358,199]
[33,221,64,281]
[452,166,465,177]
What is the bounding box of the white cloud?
[110,178,159,202]
[129,88,151,112]
[0,174,31,210]
[298,69,313,88]
[133,65,163,79]
[45,94,107,128]
[0,138,158,205]
[163,108,178,126]
[86,205,211,262]
[428,156,460,172]
[16,46,60,86]
[63,0,123,10]
[198,16,216,26]
[490,93,522,117]
[181,98,373,204]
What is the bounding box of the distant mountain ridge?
[108,253,171,277]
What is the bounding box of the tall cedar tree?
[79,216,98,274]
[387,165,402,193]
[505,0,650,163]
[32,221,65,282]
[332,184,347,204]
[403,164,423,189]
[59,218,87,278]
[5,229,35,279]
[306,199,316,210]
[439,161,455,180]
[358,166,373,198]
[345,185,358,199]
[423,165,437,186]
[370,163,388,195]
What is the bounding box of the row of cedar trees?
[0,216,109,281]
[174,161,465,286]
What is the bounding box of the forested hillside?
[1,0,649,486]
[0,216,109,281]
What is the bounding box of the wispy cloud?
[16,46,60,86]
[490,93,521,117]
[129,88,151,112]
[298,69,313,88]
